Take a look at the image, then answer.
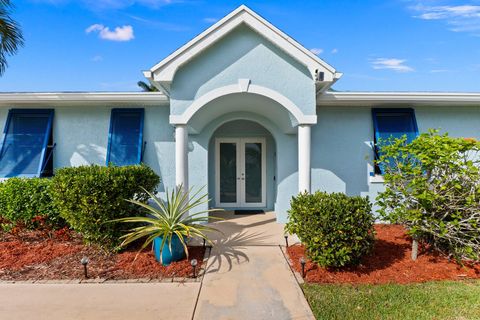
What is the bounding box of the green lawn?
[303,280,480,320]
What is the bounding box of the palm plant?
[0,0,24,76]
[137,80,159,92]
[115,186,223,264]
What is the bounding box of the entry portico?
[144,5,341,217]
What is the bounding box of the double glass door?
[215,138,266,207]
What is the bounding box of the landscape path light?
[300,257,306,278]
[284,233,289,247]
[190,259,198,278]
[81,256,90,279]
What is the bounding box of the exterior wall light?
[315,70,325,81]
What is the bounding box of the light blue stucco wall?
[0,105,175,195]
[311,106,380,214]
[311,105,480,216]
[312,107,372,196]
[54,105,175,193]
[170,24,316,121]
[53,106,110,167]
[415,106,480,136]
[1,103,479,222]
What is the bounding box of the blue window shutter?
[0,109,54,178]
[372,108,419,174]
[106,108,144,166]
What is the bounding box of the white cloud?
[331,48,338,54]
[91,55,103,62]
[429,69,449,73]
[86,24,134,41]
[411,4,480,34]
[136,0,176,8]
[203,17,218,23]
[371,58,414,73]
[310,48,323,55]
[414,5,480,20]
[86,24,104,33]
[128,15,188,31]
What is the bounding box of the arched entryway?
[173,90,314,222]
[207,120,277,211]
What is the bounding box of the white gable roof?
[144,5,341,92]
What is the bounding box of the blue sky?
[1,0,480,92]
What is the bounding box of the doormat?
[234,210,264,215]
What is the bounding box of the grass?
[303,280,480,320]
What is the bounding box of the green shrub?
[50,165,160,250]
[377,130,480,261]
[286,191,375,267]
[0,178,62,230]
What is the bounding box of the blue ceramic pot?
[153,234,186,265]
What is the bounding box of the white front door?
[215,137,266,207]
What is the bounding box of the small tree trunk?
[411,238,418,261]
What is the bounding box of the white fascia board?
[149,5,336,83]
[0,92,169,107]
[317,91,480,106]
[315,72,344,95]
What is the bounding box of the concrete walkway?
[194,211,314,320]
[0,282,199,320]
[0,212,313,320]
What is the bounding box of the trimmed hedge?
[0,178,61,231]
[286,191,375,267]
[50,165,160,250]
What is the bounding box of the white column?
[298,124,311,193]
[175,124,188,190]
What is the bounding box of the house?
[1,5,480,222]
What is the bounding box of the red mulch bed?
[0,229,206,281]
[287,224,480,284]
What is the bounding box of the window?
[106,108,145,166]
[372,108,419,175]
[0,109,54,178]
